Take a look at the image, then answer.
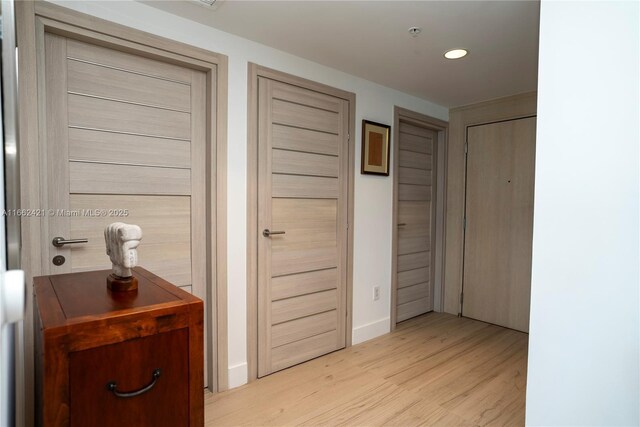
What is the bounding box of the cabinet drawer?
[69,328,189,426]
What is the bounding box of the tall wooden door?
[42,34,208,337]
[395,122,437,322]
[257,77,349,377]
[462,116,536,332]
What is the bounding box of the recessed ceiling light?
[408,27,422,37]
[444,49,468,60]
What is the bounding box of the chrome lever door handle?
[263,229,285,237]
[52,237,89,247]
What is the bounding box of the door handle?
[263,229,285,237]
[397,223,407,227]
[52,237,89,247]
[107,368,161,398]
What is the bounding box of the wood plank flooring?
[205,313,528,426]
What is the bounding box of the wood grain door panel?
[258,77,349,377]
[43,33,209,383]
[395,124,437,323]
[68,127,192,168]
[462,117,536,332]
[44,33,206,297]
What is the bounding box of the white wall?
[526,1,639,425]
[49,0,448,388]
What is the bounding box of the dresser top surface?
[34,267,199,328]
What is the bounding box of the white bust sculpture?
[104,222,142,278]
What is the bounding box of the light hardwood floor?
[205,313,528,426]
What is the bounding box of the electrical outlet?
[373,286,380,301]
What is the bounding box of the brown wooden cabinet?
[34,267,204,426]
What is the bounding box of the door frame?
[15,2,228,423]
[246,63,356,382]
[390,106,448,331]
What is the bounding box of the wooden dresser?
[34,267,204,426]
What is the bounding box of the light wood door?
[257,77,349,377]
[42,35,207,315]
[395,123,437,322]
[462,116,536,332]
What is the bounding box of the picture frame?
[361,120,391,176]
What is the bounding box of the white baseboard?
[352,317,390,345]
[227,362,248,389]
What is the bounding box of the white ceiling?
[144,0,540,108]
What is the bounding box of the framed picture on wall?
[361,120,391,176]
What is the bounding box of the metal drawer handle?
[263,229,285,237]
[52,237,88,247]
[107,368,161,398]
